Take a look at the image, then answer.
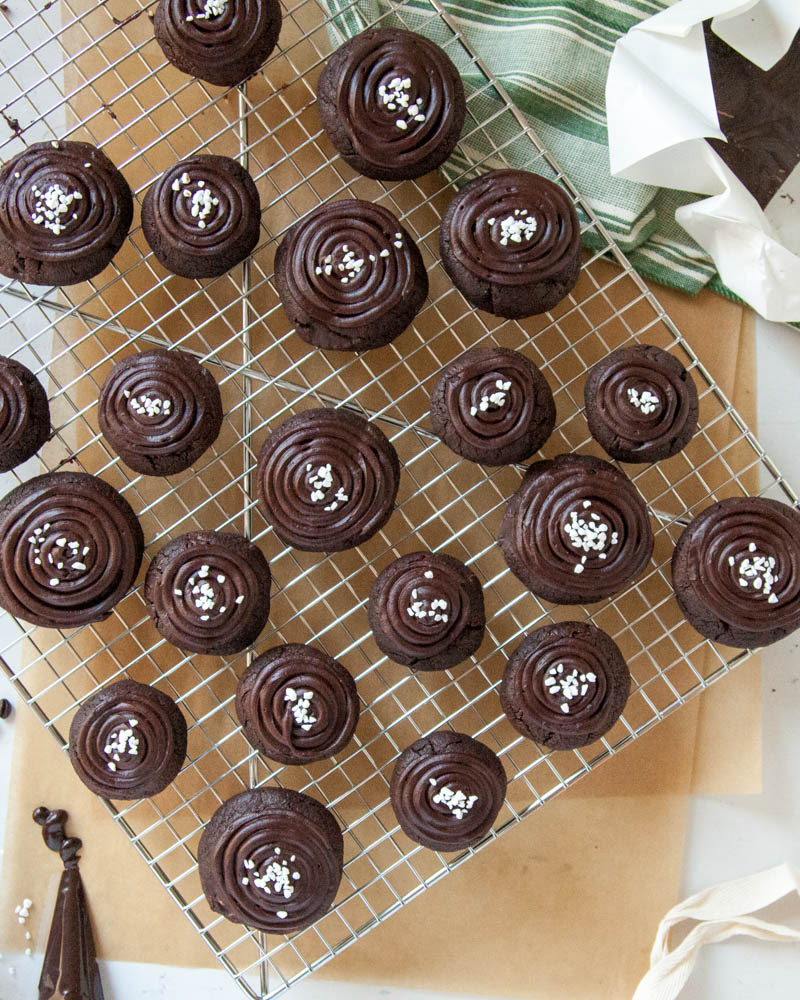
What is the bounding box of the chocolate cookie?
[390,731,506,852]
[584,344,699,464]
[498,454,654,605]
[274,199,428,351]
[236,644,359,764]
[142,155,261,278]
[316,28,466,181]
[430,347,555,466]
[98,348,223,476]
[256,407,400,552]
[671,497,800,648]
[144,531,271,655]
[69,679,187,799]
[440,169,581,318]
[198,787,343,932]
[0,141,133,286]
[500,621,630,750]
[0,472,144,628]
[368,551,485,671]
[153,0,282,88]
[0,356,51,471]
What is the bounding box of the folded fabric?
[321,0,733,299]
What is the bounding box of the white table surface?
[1,313,799,999]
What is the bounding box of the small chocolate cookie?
[153,0,282,88]
[274,199,428,351]
[585,344,699,463]
[671,497,800,648]
[500,621,631,750]
[142,155,261,278]
[0,141,133,286]
[317,28,465,182]
[144,531,271,655]
[256,407,400,552]
[430,347,555,465]
[236,644,359,764]
[0,356,51,471]
[98,348,223,476]
[198,787,343,932]
[368,551,485,671]
[390,731,506,851]
[0,472,144,628]
[69,679,187,799]
[498,454,654,605]
[440,169,581,318]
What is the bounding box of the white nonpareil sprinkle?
[563,502,619,573]
[544,663,597,714]
[493,209,537,247]
[378,76,425,131]
[284,687,317,731]
[627,386,660,415]
[430,781,478,820]
[470,378,512,417]
[103,724,140,770]
[171,172,220,228]
[735,548,779,604]
[244,853,300,902]
[182,567,243,617]
[277,910,288,919]
[307,462,349,510]
[28,525,91,586]
[186,0,227,20]
[30,182,83,236]
[129,393,172,418]
[406,584,450,624]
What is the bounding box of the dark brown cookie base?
[0,356,51,471]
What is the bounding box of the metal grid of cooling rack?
[0,0,798,996]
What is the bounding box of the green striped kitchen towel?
[321,0,732,300]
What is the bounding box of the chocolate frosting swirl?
[275,199,427,347]
[672,497,800,646]
[498,454,654,605]
[144,531,271,655]
[256,407,400,552]
[0,472,144,628]
[368,551,485,670]
[585,344,698,462]
[236,644,359,764]
[69,679,187,800]
[390,731,506,852]
[500,621,630,749]
[198,787,344,933]
[98,348,222,475]
[0,141,133,285]
[320,28,465,179]
[0,355,50,471]
[444,169,579,286]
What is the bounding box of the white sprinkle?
[277,910,288,919]
[627,386,660,415]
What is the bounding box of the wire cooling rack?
[1,0,798,995]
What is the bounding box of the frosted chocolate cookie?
[98,348,223,476]
[256,407,400,552]
[69,679,187,799]
[236,644,359,764]
[198,787,343,932]
[584,344,699,463]
[0,472,144,628]
[439,169,581,318]
[316,28,466,181]
[0,141,133,286]
[498,454,654,605]
[671,496,800,648]
[274,199,428,351]
[0,355,51,471]
[390,730,506,851]
[500,621,630,750]
[430,346,555,465]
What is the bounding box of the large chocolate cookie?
[274,199,428,351]
[198,787,343,932]
[430,347,555,466]
[500,621,631,750]
[316,28,466,181]
[439,169,581,318]
[390,731,506,852]
[0,141,133,286]
[0,356,51,471]
[0,472,144,628]
[236,644,359,764]
[69,679,187,799]
[98,348,223,476]
[256,407,400,552]
[671,497,800,648]
[498,454,654,605]
[368,551,485,671]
